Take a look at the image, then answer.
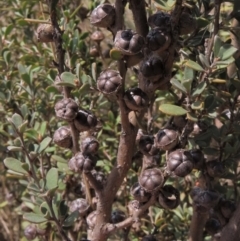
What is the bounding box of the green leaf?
[204,95,215,110]
[192,82,207,97]
[153,0,175,11]
[79,83,91,96]
[59,72,76,88]
[218,44,238,60]
[196,17,210,28]
[11,113,23,128]
[7,146,22,152]
[37,137,52,153]
[46,168,58,190]
[24,129,39,140]
[63,210,79,227]
[213,35,223,57]
[170,78,187,93]
[198,53,210,68]
[57,162,70,172]
[184,60,204,72]
[159,104,188,116]
[19,120,28,133]
[51,155,67,163]
[4,158,28,174]
[59,200,69,219]
[214,57,235,68]
[191,101,204,110]
[23,212,48,223]
[110,48,123,60]
[187,112,198,122]
[4,24,14,37]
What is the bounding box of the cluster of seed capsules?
[35,2,236,238]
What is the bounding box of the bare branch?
[129,0,149,37]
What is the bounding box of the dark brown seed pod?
[124,88,149,111]
[206,160,225,178]
[90,4,115,28]
[36,24,54,43]
[97,69,122,95]
[138,135,158,156]
[146,28,171,52]
[89,46,99,57]
[69,198,90,217]
[55,98,78,121]
[130,182,151,203]
[91,30,105,42]
[86,210,97,230]
[158,185,180,209]
[74,109,98,132]
[189,149,204,170]
[141,235,158,241]
[140,56,164,82]
[111,210,126,224]
[205,216,222,235]
[167,149,193,177]
[53,126,72,149]
[155,129,179,151]
[90,170,106,188]
[73,182,86,196]
[179,12,197,35]
[24,225,37,240]
[191,187,219,213]
[139,168,164,193]
[68,152,97,173]
[219,199,236,220]
[81,136,99,155]
[114,29,145,55]
[147,11,171,29]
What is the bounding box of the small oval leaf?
[184,60,204,72]
[37,137,52,153]
[23,212,48,223]
[159,104,188,116]
[46,168,58,190]
[4,158,28,174]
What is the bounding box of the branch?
[84,171,103,194]
[220,202,240,241]
[188,209,209,241]
[106,194,157,234]
[206,0,221,62]
[129,0,149,37]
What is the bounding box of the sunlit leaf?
[11,113,23,128]
[218,44,238,60]
[59,72,77,88]
[46,168,58,190]
[192,82,207,97]
[37,137,52,153]
[184,60,204,72]
[170,78,187,93]
[23,212,48,223]
[110,48,122,60]
[4,158,28,174]
[159,104,188,116]
[213,35,223,57]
